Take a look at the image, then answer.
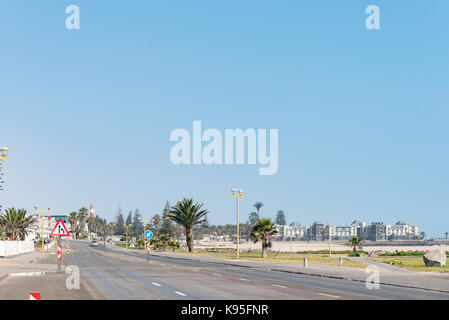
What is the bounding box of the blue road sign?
[144,230,153,239]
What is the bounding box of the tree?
[445,232,448,240]
[253,202,264,219]
[250,218,277,258]
[160,201,176,237]
[348,236,362,252]
[248,212,258,225]
[115,206,125,235]
[132,209,143,238]
[77,207,88,233]
[152,214,162,236]
[0,208,36,240]
[420,232,426,240]
[168,198,208,252]
[125,211,133,227]
[275,210,286,225]
[68,211,78,238]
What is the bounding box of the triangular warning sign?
[50,219,70,237]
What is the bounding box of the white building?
[386,221,419,239]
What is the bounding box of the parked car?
[90,240,98,247]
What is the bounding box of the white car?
[90,240,98,247]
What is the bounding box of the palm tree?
[168,198,208,252]
[77,207,88,233]
[0,208,36,240]
[253,202,264,219]
[68,211,78,238]
[348,236,362,252]
[250,218,277,258]
[445,232,448,240]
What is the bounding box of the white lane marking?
[152,282,161,287]
[212,273,222,277]
[239,278,251,282]
[174,291,187,296]
[190,268,199,272]
[317,293,340,299]
[272,284,288,289]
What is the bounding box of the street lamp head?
[0,147,8,157]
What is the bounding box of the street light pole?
[0,147,8,162]
[35,206,51,253]
[231,189,243,259]
[328,221,331,257]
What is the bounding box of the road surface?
[67,240,449,300]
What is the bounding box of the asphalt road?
[67,240,449,300]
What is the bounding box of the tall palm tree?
[0,208,36,240]
[68,211,78,238]
[348,236,362,252]
[77,207,88,233]
[253,202,264,219]
[250,218,277,258]
[445,232,448,240]
[168,198,208,252]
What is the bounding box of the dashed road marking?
[317,293,340,299]
[174,291,187,296]
[239,278,251,282]
[272,284,288,289]
[212,273,222,277]
[152,282,161,287]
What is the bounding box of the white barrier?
[0,240,35,257]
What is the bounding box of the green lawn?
[168,250,367,268]
[368,257,449,272]
[115,243,143,250]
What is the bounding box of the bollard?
[339,256,343,266]
[303,257,307,268]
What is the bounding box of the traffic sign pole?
[57,236,62,273]
[50,219,70,274]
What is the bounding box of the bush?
[348,250,368,257]
[379,251,424,256]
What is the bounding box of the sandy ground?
[194,241,449,253]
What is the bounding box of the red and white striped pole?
[57,236,62,272]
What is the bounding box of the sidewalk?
[141,250,449,293]
[0,247,63,283]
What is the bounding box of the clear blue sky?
[0,1,448,237]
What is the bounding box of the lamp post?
[328,221,331,257]
[0,147,8,162]
[35,205,51,253]
[231,188,243,259]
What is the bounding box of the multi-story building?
[325,224,357,240]
[311,222,325,241]
[368,222,387,241]
[386,221,419,240]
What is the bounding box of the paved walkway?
[0,247,63,282]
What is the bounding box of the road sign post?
[50,219,70,273]
[144,230,153,263]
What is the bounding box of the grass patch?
[169,250,367,268]
[115,243,143,250]
[368,257,449,272]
